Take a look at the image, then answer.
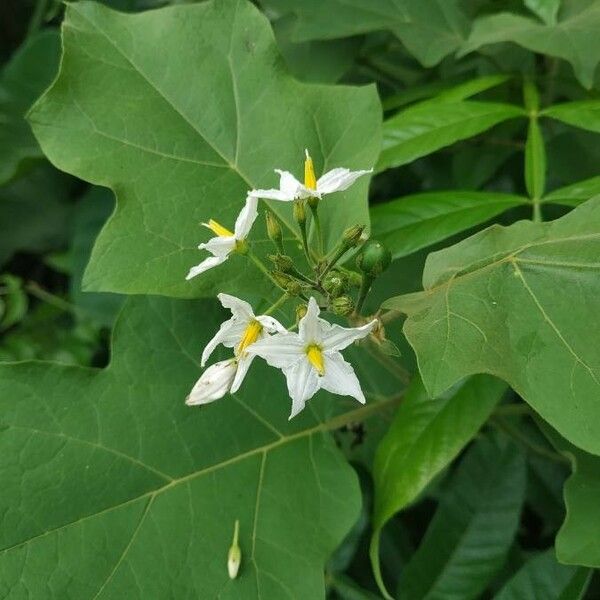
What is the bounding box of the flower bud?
[356,239,391,277]
[272,270,293,289]
[322,270,348,298]
[293,200,306,225]
[186,359,236,406]
[296,303,308,321]
[265,211,282,244]
[307,196,319,210]
[268,254,294,273]
[342,225,365,248]
[331,295,354,316]
[347,270,363,288]
[227,520,241,579]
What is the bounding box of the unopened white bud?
[186,359,236,406]
[227,520,241,579]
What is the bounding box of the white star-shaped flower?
[248,297,377,419]
[186,293,286,406]
[186,195,258,280]
[249,149,372,202]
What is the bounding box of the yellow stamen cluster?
[203,219,234,237]
[304,150,317,190]
[237,320,263,356]
[306,344,325,376]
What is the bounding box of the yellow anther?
[306,344,324,376]
[304,149,317,190]
[237,320,263,355]
[203,219,234,237]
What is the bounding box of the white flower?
[201,293,285,393]
[186,359,237,406]
[186,195,258,280]
[249,149,372,202]
[248,297,377,419]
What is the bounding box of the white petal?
[218,293,255,321]
[283,359,320,419]
[316,167,372,195]
[248,187,295,202]
[276,169,304,198]
[320,352,366,404]
[256,314,287,334]
[298,297,322,344]
[201,320,246,366]
[230,354,254,393]
[234,195,258,240]
[247,332,304,369]
[199,236,236,258]
[186,255,228,279]
[322,319,377,353]
[186,359,236,405]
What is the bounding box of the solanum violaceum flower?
[249,149,372,202]
[186,359,237,406]
[248,297,377,418]
[186,195,258,279]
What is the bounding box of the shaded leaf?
[0,31,60,185]
[543,176,600,207]
[28,0,380,298]
[0,295,381,597]
[543,101,600,134]
[397,434,526,600]
[384,196,600,455]
[493,549,590,600]
[371,191,528,259]
[461,1,600,88]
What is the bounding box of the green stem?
[532,198,542,223]
[264,293,288,316]
[354,275,372,316]
[309,204,324,256]
[27,0,49,38]
[26,282,84,317]
[247,251,287,293]
[319,245,349,282]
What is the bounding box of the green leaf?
[378,100,524,172]
[524,0,561,25]
[543,176,600,207]
[524,118,546,200]
[384,196,600,456]
[369,375,505,598]
[371,191,528,259]
[0,274,28,330]
[543,101,600,134]
[28,0,380,298]
[397,434,526,600]
[493,549,591,600]
[0,295,384,597]
[0,31,60,185]
[460,1,600,89]
[543,425,600,567]
[261,0,469,67]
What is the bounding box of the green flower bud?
[322,270,348,298]
[342,225,365,248]
[265,211,282,244]
[272,270,293,289]
[356,239,391,277]
[307,196,319,210]
[346,270,363,288]
[268,254,294,273]
[331,295,354,316]
[293,200,306,225]
[296,303,308,321]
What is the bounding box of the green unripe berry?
[356,239,391,277]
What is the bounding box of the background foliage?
[1,0,600,598]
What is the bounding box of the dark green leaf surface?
[493,549,590,600]
[261,0,469,67]
[543,176,600,207]
[371,191,528,259]
[397,434,526,600]
[28,0,380,298]
[461,1,600,88]
[384,196,600,455]
[378,100,524,172]
[524,0,561,25]
[0,296,374,598]
[0,31,60,185]
[543,101,600,134]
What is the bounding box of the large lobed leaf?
[28,0,380,299]
[0,31,60,185]
[0,295,386,598]
[384,196,600,456]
